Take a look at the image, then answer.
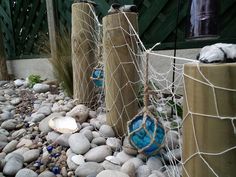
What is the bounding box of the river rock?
[1,119,17,130]
[46,131,60,143]
[10,98,22,105]
[11,129,26,138]
[116,150,134,165]
[75,162,103,177]
[39,113,63,133]
[123,136,138,155]
[121,161,136,177]
[37,106,52,116]
[97,170,129,177]
[15,168,38,177]
[126,158,144,169]
[33,83,50,93]
[31,113,45,123]
[106,137,122,151]
[91,137,106,145]
[38,170,56,177]
[146,157,163,171]
[81,129,93,142]
[151,170,166,177]
[17,139,33,148]
[85,145,112,163]
[69,133,90,154]
[0,112,12,121]
[99,125,115,138]
[3,154,24,176]
[102,160,121,170]
[66,104,89,123]
[23,149,40,163]
[3,140,18,153]
[14,79,24,87]
[54,133,71,147]
[137,165,151,177]
[71,155,85,165]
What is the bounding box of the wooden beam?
[46,0,57,59]
[0,23,9,80]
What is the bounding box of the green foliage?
[167,100,183,118]
[28,74,41,87]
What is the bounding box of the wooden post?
[72,3,97,105]
[183,63,236,177]
[103,13,139,136]
[46,0,57,59]
[0,24,9,80]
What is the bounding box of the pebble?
[106,137,122,151]
[46,131,60,143]
[15,168,38,177]
[38,170,56,177]
[81,129,93,142]
[0,129,9,136]
[75,162,104,177]
[99,125,115,138]
[123,136,138,155]
[17,139,33,148]
[146,157,163,171]
[67,154,78,170]
[3,140,18,153]
[121,161,136,177]
[0,142,8,151]
[68,133,90,154]
[31,113,45,122]
[10,97,22,105]
[97,170,129,177]
[85,145,112,163]
[126,157,144,169]
[116,150,134,164]
[102,160,121,170]
[33,83,50,93]
[137,165,151,177]
[23,149,40,163]
[37,106,52,116]
[91,137,106,145]
[39,113,63,133]
[0,111,12,120]
[1,119,17,130]
[66,104,89,123]
[71,155,85,165]
[54,133,71,147]
[14,79,24,87]
[11,129,26,138]
[151,170,166,177]
[3,154,24,176]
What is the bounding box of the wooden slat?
[139,0,168,35]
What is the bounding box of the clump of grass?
[39,30,73,96]
[28,74,41,87]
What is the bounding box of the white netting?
[74,4,236,176]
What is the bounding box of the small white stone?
[146,157,163,171]
[97,170,129,177]
[71,155,85,165]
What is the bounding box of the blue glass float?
[127,111,165,156]
[90,64,104,87]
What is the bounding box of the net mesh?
[73,3,236,177]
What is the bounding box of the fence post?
[0,24,9,80]
[183,63,236,177]
[71,2,97,105]
[103,13,139,136]
[46,0,57,59]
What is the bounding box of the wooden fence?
[0,0,236,59]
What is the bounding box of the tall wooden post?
[0,24,9,80]
[72,2,97,105]
[103,13,139,136]
[46,0,57,59]
[183,63,236,177]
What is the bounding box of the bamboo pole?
[183,63,236,177]
[71,2,97,105]
[0,24,9,80]
[103,12,139,136]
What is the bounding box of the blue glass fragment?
[47,146,53,153]
[92,69,104,87]
[51,166,60,175]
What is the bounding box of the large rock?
[85,145,112,163]
[15,168,38,177]
[3,154,24,176]
[66,104,89,123]
[99,125,115,138]
[75,162,103,177]
[97,170,129,177]
[23,149,40,163]
[33,83,50,93]
[69,133,90,154]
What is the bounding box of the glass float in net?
[128,110,165,156]
[90,63,104,87]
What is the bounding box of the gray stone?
[67,154,78,170]
[137,165,151,177]
[97,170,129,177]
[115,150,133,165]
[99,125,115,138]
[0,142,7,151]
[0,81,8,87]
[126,158,144,169]
[146,157,163,171]
[0,134,8,142]
[38,170,56,177]
[81,129,93,142]
[123,136,138,155]
[0,129,9,136]
[54,133,71,147]
[75,162,103,177]
[0,96,6,102]
[1,119,17,130]
[37,106,52,116]
[31,113,45,123]
[102,160,121,171]
[66,104,89,123]
[16,139,33,148]
[71,155,85,166]
[33,83,50,93]
[23,149,40,163]
[91,137,106,145]
[162,148,181,162]
[11,129,26,138]
[46,131,60,143]
[15,168,38,177]
[68,133,90,154]
[14,79,24,87]
[0,112,12,121]
[5,148,29,161]
[150,170,166,177]
[121,161,135,177]
[2,140,18,153]
[3,154,24,176]
[10,98,22,105]
[106,137,122,151]
[85,145,112,163]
